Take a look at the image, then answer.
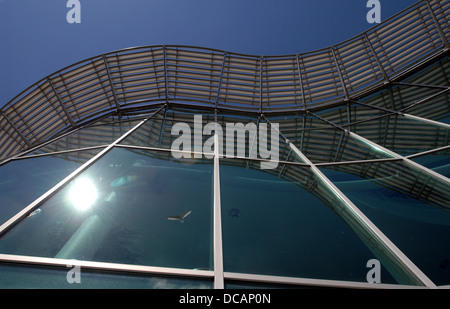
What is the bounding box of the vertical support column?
[213,114,224,289]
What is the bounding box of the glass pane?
[406,92,450,125]
[0,147,213,271]
[219,160,401,284]
[26,118,141,156]
[121,108,265,155]
[0,264,212,289]
[411,149,450,178]
[289,127,393,164]
[349,114,450,156]
[320,162,450,286]
[120,108,284,166]
[266,114,335,131]
[398,56,450,123]
[120,108,169,148]
[121,107,217,150]
[0,148,103,225]
[314,102,389,127]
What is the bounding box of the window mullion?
[213,128,224,289]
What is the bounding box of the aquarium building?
[0,0,449,289]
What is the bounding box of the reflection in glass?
[348,114,450,156]
[320,162,450,285]
[411,150,450,178]
[219,160,399,284]
[27,119,141,156]
[0,147,213,271]
[312,102,389,127]
[121,107,264,159]
[288,127,393,164]
[121,109,168,148]
[0,149,103,225]
[407,95,450,125]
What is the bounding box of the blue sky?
[0,0,419,107]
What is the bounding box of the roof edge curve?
[0,0,449,160]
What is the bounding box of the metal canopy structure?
[0,0,449,289]
[0,0,449,161]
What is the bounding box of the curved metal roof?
[0,0,449,160]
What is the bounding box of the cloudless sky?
[0,0,419,107]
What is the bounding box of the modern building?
[0,0,449,289]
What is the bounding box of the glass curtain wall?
[0,0,449,286]
[0,97,449,288]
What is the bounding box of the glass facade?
[0,0,449,289]
[0,148,214,270]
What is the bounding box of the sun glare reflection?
[68,178,98,211]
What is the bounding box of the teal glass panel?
[314,102,389,127]
[0,149,103,225]
[439,115,450,125]
[349,114,450,156]
[121,108,265,159]
[120,107,286,167]
[219,160,401,284]
[0,147,213,271]
[120,108,168,148]
[121,107,217,150]
[122,108,230,151]
[0,264,212,289]
[411,150,450,178]
[320,162,450,286]
[26,118,141,156]
[290,127,393,164]
[405,93,450,125]
[266,114,335,130]
[397,57,450,123]
[268,111,394,164]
